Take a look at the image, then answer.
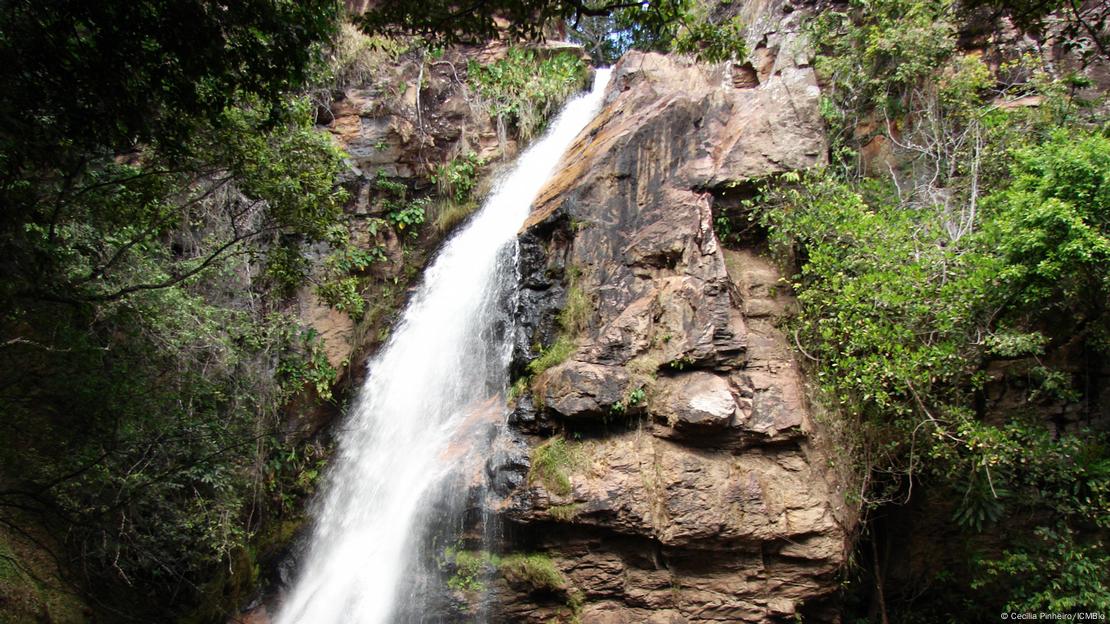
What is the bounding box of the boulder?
[650,372,740,429]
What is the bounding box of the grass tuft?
[528,436,581,497]
[527,335,576,377]
[499,553,567,592]
[432,198,479,232]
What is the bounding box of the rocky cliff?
[480,36,857,623]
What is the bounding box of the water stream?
[276,68,612,624]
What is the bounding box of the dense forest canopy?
[0,0,1106,622]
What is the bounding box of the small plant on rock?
[528,436,582,497]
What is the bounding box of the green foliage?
[528,437,582,497]
[568,0,746,64]
[764,174,996,424]
[610,386,646,415]
[375,169,429,232]
[314,222,388,320]
[386,198,429,230]
[324,23,407,91]
[977,526,1110,613]
[209,98,349,238]
[324,225,389,274]
[362,0,691,53]
[0,0,339,175]
[984,131,1110,325]
[0,4,348,617]
[316,276,367,319]
[766,106,1109,624]
[441,547,499,592]
[771,5,1109,612]
[810,0,957,121]
[433,152,486,205]
[766,164,1110,619]
[672,13,747,63]
[264,438,329,516]
[431,152,486,232]
[962,0,1109,63]
[0,291,332,616]
[267,242,313,294]
[468,49,589,141]
[969,425,1110,611]
[277,326,340,400]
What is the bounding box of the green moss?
[529,436,581,497]
[526,266,591,378]
[567,589,586,621]
[507,376,530,402]
[443,548,499,592]
[527,335,576,377]
[499,553,567,592]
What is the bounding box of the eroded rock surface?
[487,47,854,623]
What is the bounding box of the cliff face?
[297,43,514,388]
[485,32,856,623]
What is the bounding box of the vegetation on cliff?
[744,0,1110,618]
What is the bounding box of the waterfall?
[276,68,612,624]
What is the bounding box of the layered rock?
[486,48,855,622]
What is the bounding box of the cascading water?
[276,68,612,624]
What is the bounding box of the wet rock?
[486,432,532,497]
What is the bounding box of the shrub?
[467,49,589,141]
[433,152,486,205]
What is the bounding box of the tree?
[362,0,747,63]
[0,1,347,620]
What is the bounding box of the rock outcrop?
[485,46,854,623]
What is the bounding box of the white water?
[276,68,612,624]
